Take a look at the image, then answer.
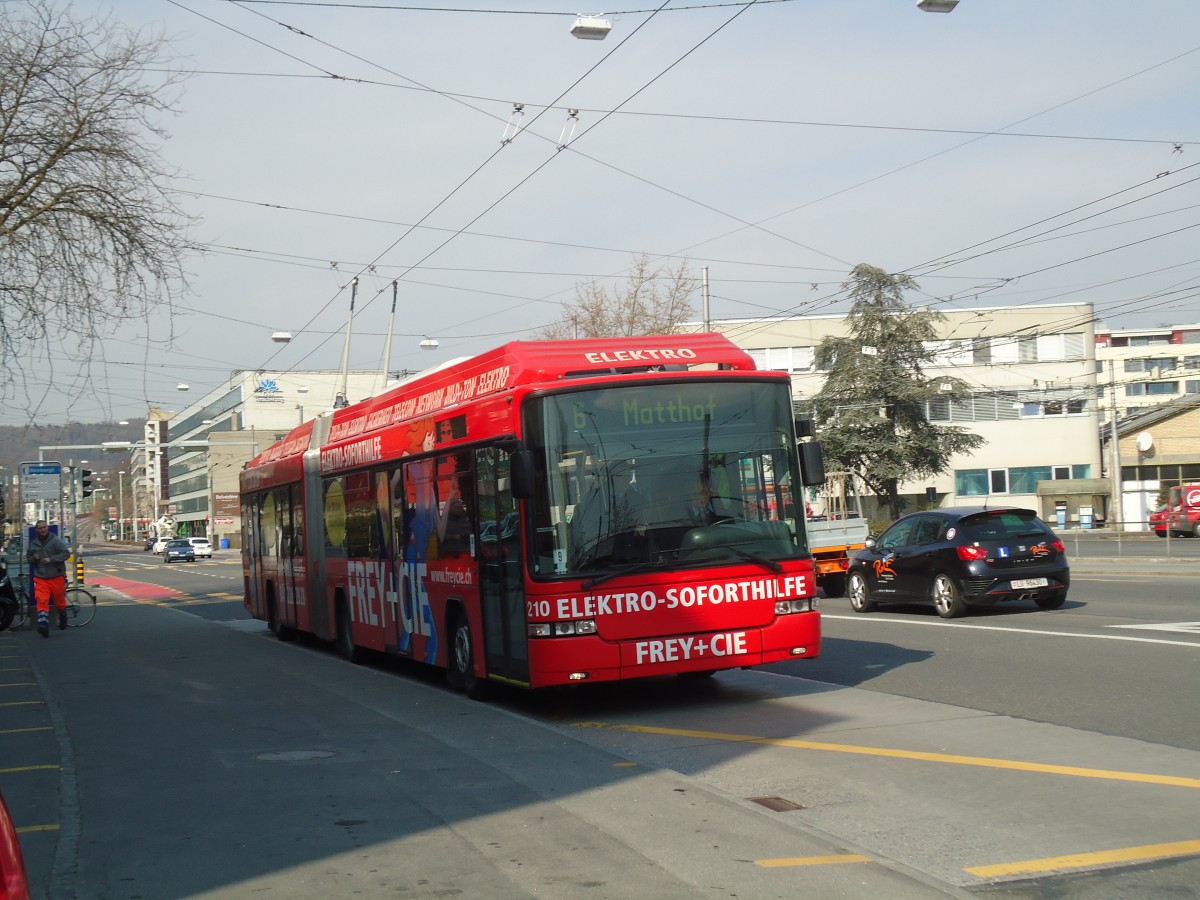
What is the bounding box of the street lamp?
[571,15,612,39]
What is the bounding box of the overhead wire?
[218,0,685,374]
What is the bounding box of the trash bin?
[219,538,230,550]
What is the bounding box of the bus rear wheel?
[449,607,489,700]
[336,596,362,664]
[267,593,297,643]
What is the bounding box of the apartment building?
[694,302,1106,524]
[1095,322,1200,423]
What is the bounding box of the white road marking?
[821,614,1200,648]
[1112,622,1200,634]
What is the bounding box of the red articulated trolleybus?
[240,334,827,697]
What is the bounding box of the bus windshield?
[525,380,807,579]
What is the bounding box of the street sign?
[20,461,63,501]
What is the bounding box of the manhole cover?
[254,750,336,762]
[749,796,804,812]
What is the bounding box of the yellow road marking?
[0,727,51,736]
[16,824,60,835]
[757,854,871,868]
[0,765,59,774]
[966,839,1200,877]
[580,724,1200,789]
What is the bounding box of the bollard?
[76,559,85,586]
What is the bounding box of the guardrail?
[1057,517,1200,559]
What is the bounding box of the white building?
[156,369,387,546]
[693,302,1106,525]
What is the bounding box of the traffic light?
[81,469,95,498]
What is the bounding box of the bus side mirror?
[795,417,814,439]
[799,441,825,487]
[510,449,535,500]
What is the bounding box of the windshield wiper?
[582,559,667,589]
[730,547,783,573]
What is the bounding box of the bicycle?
[64,585,97,628]
[1,584,95,631]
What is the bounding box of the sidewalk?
[1067,555,1200,574]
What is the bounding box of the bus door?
[279,483,305,630]
[475,446,529,685]
[243,499,261,617]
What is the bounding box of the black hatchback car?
[846,507,1069,618]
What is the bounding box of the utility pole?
[702,266,710,331]
[1108,359,1121,531]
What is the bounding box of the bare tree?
[538,254,698,339]
[1,0,191,405]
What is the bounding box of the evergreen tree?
[812,264,985,520]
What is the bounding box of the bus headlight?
[775,599,815,615]
[529,620,597,637]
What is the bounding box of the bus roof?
[246,333,756,469]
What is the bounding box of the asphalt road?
[2,543,1197,899]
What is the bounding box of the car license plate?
[1011,577,1049,589]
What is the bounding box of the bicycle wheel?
[10,585,30,631]
[64,586,96,628]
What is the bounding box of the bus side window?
[435,453,475,559]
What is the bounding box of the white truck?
[805,472,870,598]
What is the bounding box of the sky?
[7,0,1200,426]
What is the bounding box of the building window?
[1187,380,1200,395]
[1036,333,1084,361]
[955,469,988,496]
[958,465,1089,497]
[972,338,991,365]
[750,346,816,373]
[1146,381,1178,396]
[927,397,950,421]
[1009,466,1050,493]
[1125,383,1146,396]
[1124,357,1176,373]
